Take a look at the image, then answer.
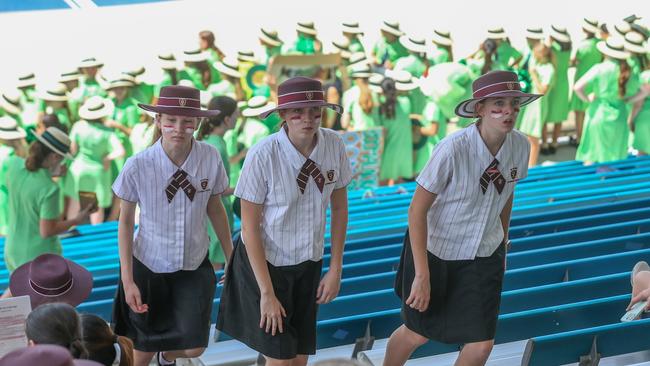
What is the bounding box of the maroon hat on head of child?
[259,77,343,119]
[138,85,221,118]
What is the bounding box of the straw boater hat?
[139,85,220,118]
[59,70,81,83]
[368,73,385,93]
[349,63,372,79]
[78,57,104,69]
[183,49,209,63]
[17,72,36,89]
[10,253,92,308]
[399,36,428,53]
[125,65,145,77]
[0,116,26,140]
[342,22,364,35]
[454,70,541,118]
[388,70,418,91]
[105,74,136,90]
[215,57,242,79]
[296,21,318,36]
[525,27,546,40]
[614,21,632,37]
[259,27,283,47]
[259,77,343,119]
[242,96,276,117]
[158,52,178,70]
[380,20,404,37]
[624,32,647,54]
[431,29,453,46]
[486,27,508,40]
[332,37,352,59]
[39,83,69,102]
[347,52,368,68]
[550,25,571,43]
[78,96,115,120]
[582,18,601,34]
[597,37,630,59]
[0,90,22,115]
[237,50,257,63]
[0,345,102,366]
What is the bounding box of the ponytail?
[69,338,89,359]
[356,79,374,115]
[618,59,631,98]
[379,78,397,120]
[25,140,54,171]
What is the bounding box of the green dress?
[4,156,62,272]
[494,42,522,71]
[372,37,409,65]
[203,134,233,264]
[349,38,365,53]
[71,77,106,104]
[131,82,155,105]
[424,62,474,127]
[262,114,282,133]
[69,120,122,208]
[429,45,451,65]
[569,38,602,112]
[129,122,155,154]
[180,67,206,90]
[394,54,427,78]
[208,80,236,99]
[378,95,413,180]
[0,145,16,236]
[238,118,270,149]
[224,128,241,186]
[343,86,380,130]
[288,35,320,55]
[545,42,571,123]
[632,70,650,153]
[414,98,447,174]
[154,72,175,96]
[261,46,282,66]
[576,59,640,163]
[206,48,223,84]
[518,61,555,138]
[112,96,141,161]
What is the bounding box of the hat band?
[0,126,19,132]
[474,81,521,98]
[29,277,74,297]
[278,90,324,106]
[49,91,67,97]
[88,104,106,112]
[41,131,70,154]
[2,95,19,107]
[157,97,201,109]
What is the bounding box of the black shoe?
[549,145,557,154]
[540,146,550,155]
[156,352,176,366]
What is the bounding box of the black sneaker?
[540,145,550,155]
[156,352,176,366]
[549,144,557,154]
[569,136,579,147]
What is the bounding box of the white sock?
[158,352,175,365]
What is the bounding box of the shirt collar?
[469,123,512,170]
[155,138,200,177]
[278,126,324,170]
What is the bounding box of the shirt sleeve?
[519,137,531,180]
[335,136,353,189]
[415,141,453,194]
[40,185,62,220]
[234,149,268,204]
[211,148,230,195]
[112,157,139,202]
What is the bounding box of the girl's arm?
[206,194,234,262]
[240,199,286,336]
[117,200,149,313]
[406,186,437,312]
[317,187,347,304]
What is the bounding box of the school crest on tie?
[510,167,518,180]
[201,179,208,190]
[327,170,335,182]
[179,98,187,107]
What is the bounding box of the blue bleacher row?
[2,155,650,365]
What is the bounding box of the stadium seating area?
[3,155,650,365]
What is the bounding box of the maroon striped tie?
[480,159,505,194]
[166,169,197,203]
[297,159,325,194]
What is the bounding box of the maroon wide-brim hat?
[139,85,220,118]
[455,70,542,118]
[0,345,102,366]
[259,76,343,119]
[10,253,93,309]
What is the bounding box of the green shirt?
[72,77,106,104]
[394,54,427,78]
[349,38,365,53]
[373,37,409,64]
[428,45,451,65]
[180,67,206,90]
[495,42,522,70]
[238,118,270,148]
[574,38,602,80]
[342,85,380,130]
[206,48,223,84]
[131,83,155,105]
[4,156,62,272]
[289,35,319,55]
[70,120,122,166]
[262,46,283,66]
[0,145,16,236]
[130,122,155,154]
[208,80,236,99]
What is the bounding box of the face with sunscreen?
[156,113,201,147]
[278,106,322,141]
[475,96,520,134]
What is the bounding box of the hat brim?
[431,34,453,46]
[259,101,342,119]
[551,32,571,43]
[260,34,283,47]
[59,76,80,83]
[396,82,418,92]
[214,63,241,78]
[399,36,428,53]
[487,32,508,40]
[454,91,542,118]
[380,26,404,37]
[159,60,178,70]
[10,258,93,308]
[39,92,68,102]
[105,82,134,90]
[0,100,21,115]
[624,42,647,54]
[242,103,277,117]
[138,103,221,118]
[597,41,630,60]
[33,133,73,160]
[78,62,104,69]
[342,27,364,35]
[17,80,36,89]
[79,99,115,121]
[237,56,257,63]
[296,26,318,36]
[525,32,546,40]
[0,127,27,140]
[183,55,208,63]
[582,22,601,34]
